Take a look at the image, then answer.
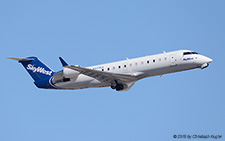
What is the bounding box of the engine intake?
[63,67,80,78]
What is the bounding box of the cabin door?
[170,54,177,66]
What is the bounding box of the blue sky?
[1,0,225,140]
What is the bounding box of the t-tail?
[8,57,56,89]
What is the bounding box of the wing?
[65,65,139,84]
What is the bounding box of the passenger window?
[113,67,115,70]
[147,60,149,64]
[130,64,132,67]
[102,69,104,71]
[153,59,155,63]
[165,57,167,60]
[141,61,143,65]
[118,66,121,69]
[159,58,161,61]
[108,68,110,71]
[135,62,138,66]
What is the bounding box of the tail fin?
[9,57,54,81]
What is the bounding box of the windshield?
[183,52,198,55]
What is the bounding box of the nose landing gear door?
[170,54,177,67]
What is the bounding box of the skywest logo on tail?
[27,64,53,76]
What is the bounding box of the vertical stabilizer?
[9,57,56,89]
[17,57,54,81]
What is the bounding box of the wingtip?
[59,57,68,67]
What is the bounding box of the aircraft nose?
[206,57,213,63]
[200,56,212,69]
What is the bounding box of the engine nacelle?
[63,67,80,78]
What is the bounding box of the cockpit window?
[192,52,198,54]
[183,52,198,55]
[183,52,192,55]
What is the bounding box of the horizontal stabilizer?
[8,57,34,62]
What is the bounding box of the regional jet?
[9,50,212,91]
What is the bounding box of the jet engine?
[53,67,80,84]
[63,67,80,78]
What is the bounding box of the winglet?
[59,57,68,67]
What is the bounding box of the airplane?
[9,50,212,91]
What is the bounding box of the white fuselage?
[53,50,212,90]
